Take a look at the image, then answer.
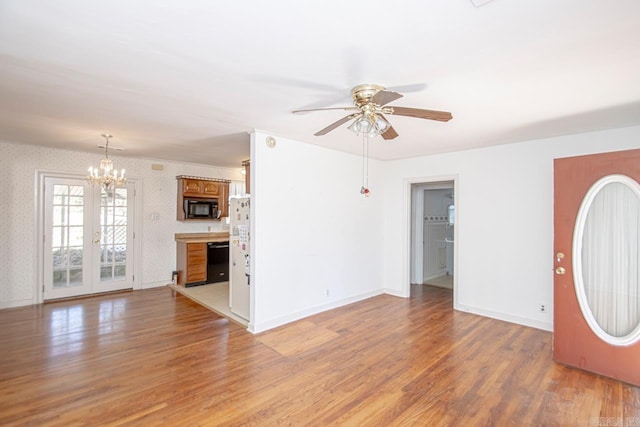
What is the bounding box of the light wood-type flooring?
[169,282,248,327]
[1,285,638,426]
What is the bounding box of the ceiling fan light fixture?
[348,114,389,138]
[374,116,389,134]
[348,115,374,135]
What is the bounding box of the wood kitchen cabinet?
[181,179,203,197]
[176,176,230,221]
[176,242,207,286]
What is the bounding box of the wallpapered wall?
[0,141,243,308]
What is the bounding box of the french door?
[43,177,135,300]
[553,148,640,386]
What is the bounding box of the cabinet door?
[186,243,207,283]
[182,179,203,197]
[202,181,220,196]
[219,183,229,218]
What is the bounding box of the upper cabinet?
[182,179,204,197]
[202,181,221,197]
[176,175,230,221]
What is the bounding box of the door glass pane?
[114,265,126,279]
[115,188,127,206]
[52,206,67,226]
[114,226,126,244]
[53,270,67,288]
[576,176,640,345]
[68,226,83,246]
[51,185,84,289]
[101,266,113,281]
[69,247,83,267]
[52,227,63,247]
[69,206,83,225]
[114,207,127,225]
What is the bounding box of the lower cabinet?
[176,242,207,287]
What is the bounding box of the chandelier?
[87,133,126,191]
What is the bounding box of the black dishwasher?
[207,242,229,283]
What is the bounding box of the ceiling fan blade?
[293,106,359,114]
[371,90,403,106]
[388,106,453,122]
[381,125,399,140]
[314,114,360,136]
[377,115,399,140]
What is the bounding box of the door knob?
[555,267,566,275]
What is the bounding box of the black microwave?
[184,199,220,219]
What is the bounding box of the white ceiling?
[1,0,639,168]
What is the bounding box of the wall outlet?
[325,289,330,297]
[540,304,546,313]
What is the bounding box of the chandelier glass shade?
[87,134,126,191]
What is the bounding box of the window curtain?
[582,182,640,338]
[229,181,246,197]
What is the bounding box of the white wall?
[0,140,243,308]
[382,125,640,331]
[4,125,638,332]
[250,131,385,333]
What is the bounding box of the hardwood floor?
[1,285,638,426]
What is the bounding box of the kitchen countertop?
[175,231,230,243]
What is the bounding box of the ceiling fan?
[292,83,452,140]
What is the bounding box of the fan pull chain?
[360,133,370,197]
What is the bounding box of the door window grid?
[51,184,84,288]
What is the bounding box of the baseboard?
[0,298,34,309]
[383,287,409,298]
[140,280,170,290]
[423,272,447,282]
[455,303,552,332]
[249,289,384,334]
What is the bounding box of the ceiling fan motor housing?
[351,84,385,107]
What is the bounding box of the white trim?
[572,174,640,346]
[403,175,459,310]
[383,287,405,297]
[34,170,143,304]
[132,179,144,290]
[140,280,170,289]
[457,303,553,332]
[0,299,34,309]
[248,289,384,334]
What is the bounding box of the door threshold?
[44,288,133,304]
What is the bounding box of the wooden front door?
[553,148,640,386]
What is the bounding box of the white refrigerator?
[229,196,250,321]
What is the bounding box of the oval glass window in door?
[573,174,640,346]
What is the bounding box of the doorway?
[410,179,456,294]
[40,175,136,301]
